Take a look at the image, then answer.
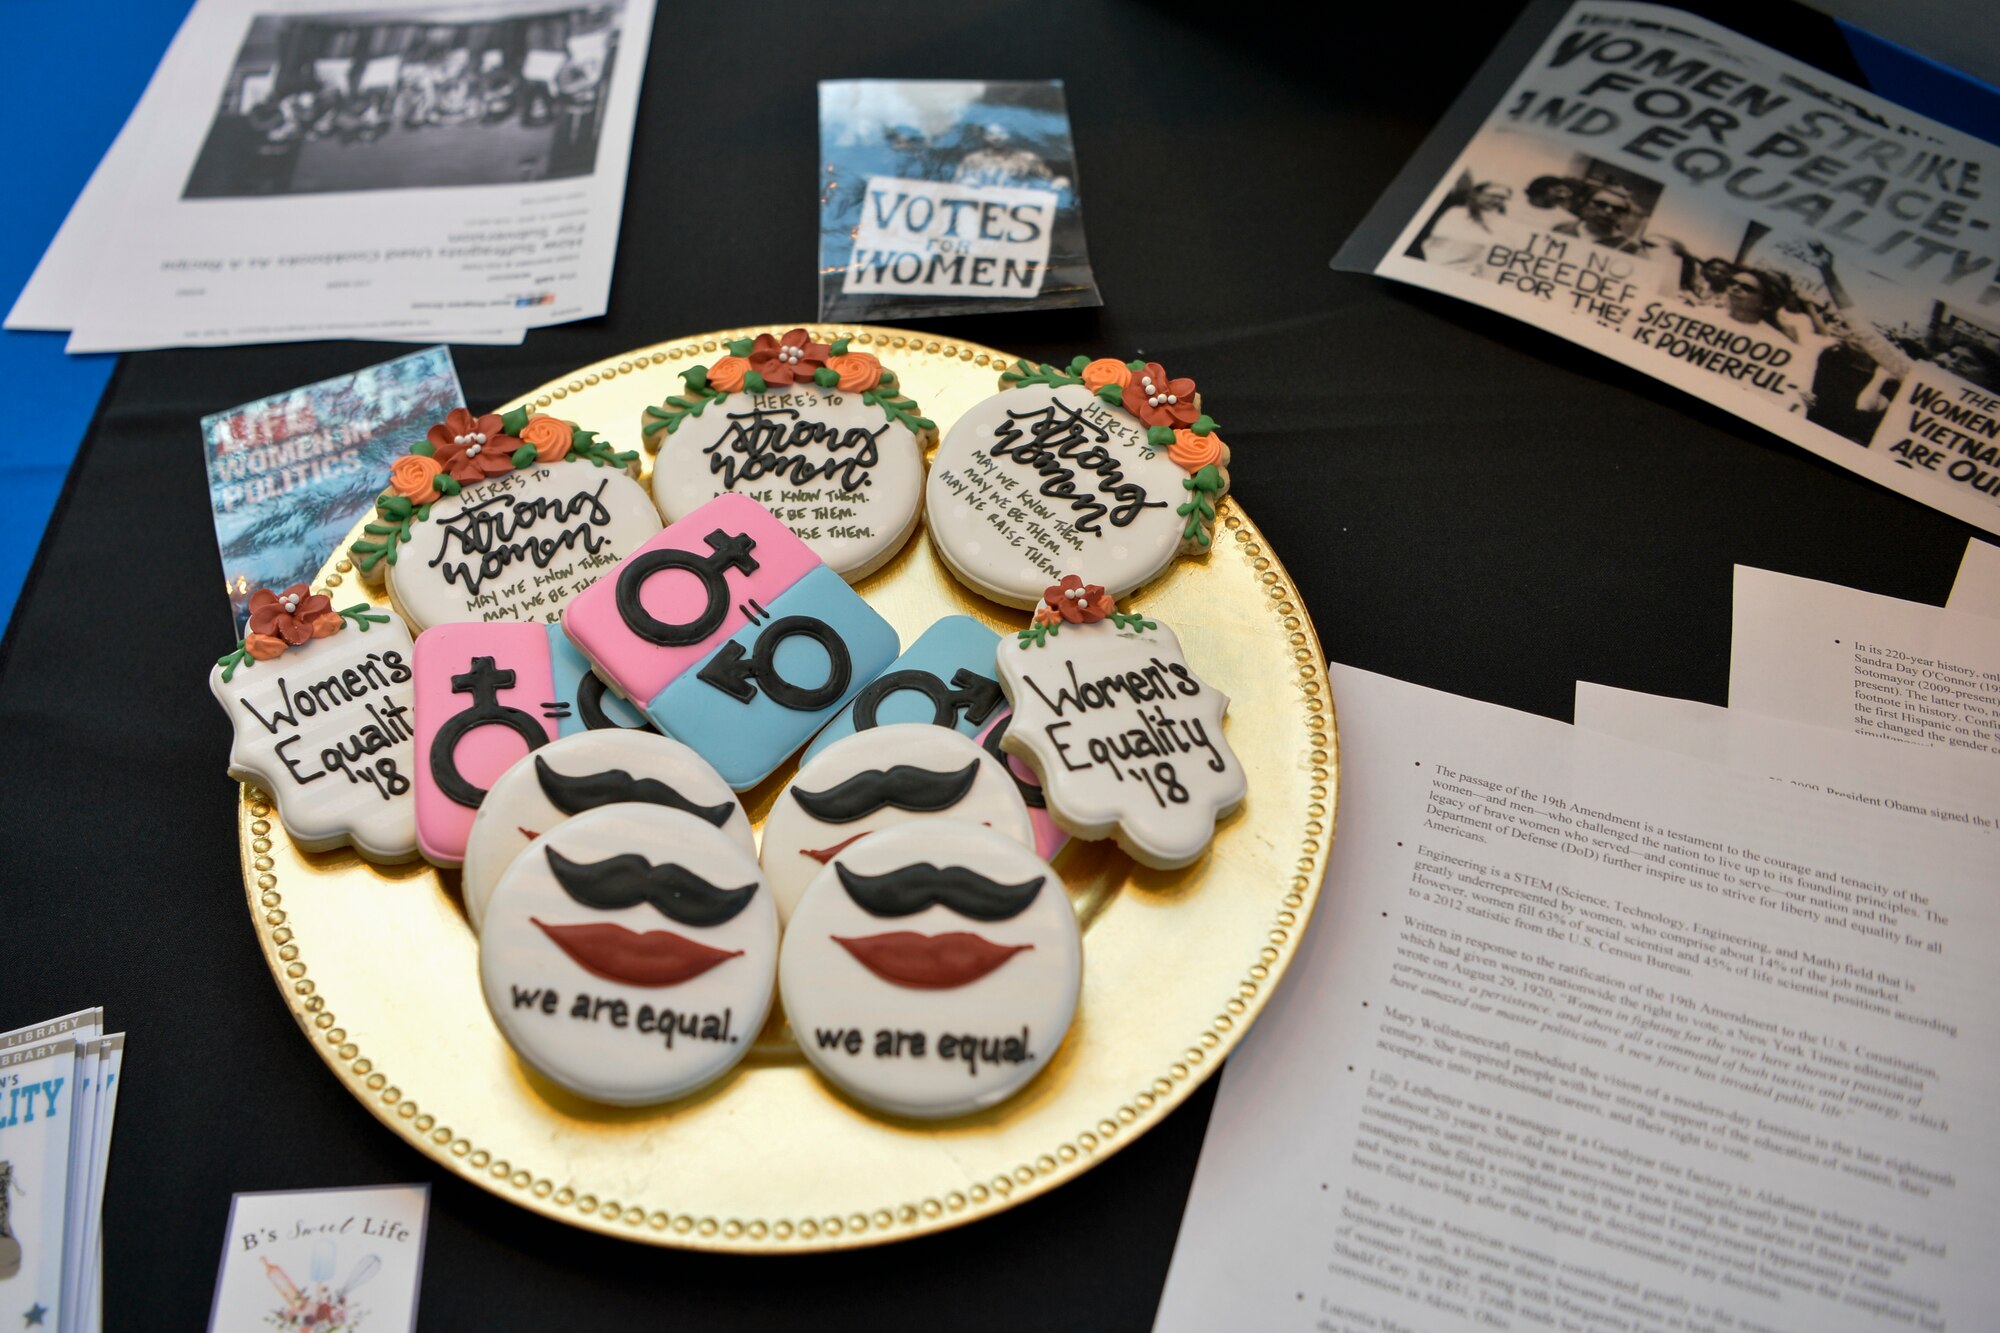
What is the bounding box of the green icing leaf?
[380,494,413,519]
[410,439,435,457]
[999,358,1084,390]
[1192,414,1216,436]
[435,475,461,496]
[830,337,850,356]
[1109,611,1157,633]
[511,444,538,468]
[725,337,755,358]
[498,406,531,435]
[744,370,767,394]
[814,366,840,388]
[1147,426,1176,448]
[1016,620,1062,648]
[681,365,710,391]
[1096,383,1125,407]
[1125,359,1147,373]
[1067,354,1091,374]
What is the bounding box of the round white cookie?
[480,805,776,1105]
[761,725,1035,926]
[652,381,925,581]
[461,731,753,933]
[925,381,1186,608]
[779,819,1080,1120]
[386,463,662,633]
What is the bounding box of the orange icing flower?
[1080,358,1132,391]
[310,612,343,638]
[519,415,574,462]
[1169,428,1226,473]
[707,356,751,392]
[389,453,442,504]
[245,632,288,661]
[827,351,883,392]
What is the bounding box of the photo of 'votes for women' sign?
[818,79,1102,321]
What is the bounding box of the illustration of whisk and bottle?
[262,1238,380,1331]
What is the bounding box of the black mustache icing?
[835,861,1045,922]
[535,756,735,828]
[546,847,756,926]
[789,761,981,824]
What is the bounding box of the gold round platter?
[238,326,1337,1253]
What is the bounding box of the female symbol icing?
[480,805,777,1105]
[614,528,760,646]
[760,726,1035,925]
[461,731,754,933]
[778,820,1081,1119]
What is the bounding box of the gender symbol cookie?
[778,820,1080,1120]
[642,331,934,581]
[480,806,776,1105]
[349,405,661,632]
[924,355,1232,608]
[762,725,1035,924]
[412,620,641,867]
[972,708,1068,862]
[562,492,900,789]
[801,614,1002,764]
[462,730,753,932]
[995,578,1246,869]
[211,586,417,862]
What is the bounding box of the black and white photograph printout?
[11,0,657,351]
[184,3,628,198]
[1359,2,2000,536]
[818,79,1103,321]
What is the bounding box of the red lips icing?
[832,931,1032,989]
[532,918,742,987]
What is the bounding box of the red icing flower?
[427,407,520,483]
[1121,362,1199,429]
[1042,574,1111,624]
[247,584,335,646]
[746,329,831,386]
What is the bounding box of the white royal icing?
[210,615,418,862]
[386,463,661,632]
[652,382,925,581]
[760,725,1035,926]
[924,382,1185,608]
[779,820,1080,1119]
[995,615,1246,869]
[480,805,776,1105]
[462,731,753,933]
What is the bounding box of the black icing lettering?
[707,405,888,493]
[428,479,617,598]
[615,528,759,646]
[986,400,1166,535]
[695,616,851,711]
[275,734,323,785]
[428,656,547,809]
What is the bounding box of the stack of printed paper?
[10,0,657,351]
[0,1010,123,1333]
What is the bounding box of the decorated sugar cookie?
[210,586,418,862]
[562,492,900,789]
[642,331,934,581]
[800,614,1002,764]
[349,405,662,632]
[462,731,752,932]
[995,577,1246,869]
[972,708,1069,862]
[778,820,1080,1120]
[762,725,1035,924]
[412,620,648,866]
[480,806,777,1105]
[923,355,1232,609]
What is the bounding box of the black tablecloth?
[1,2,1977,1328]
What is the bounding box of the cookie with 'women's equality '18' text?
[779,820,1080,1120]
[211,586,418,862]
[923,355,1231,609]
[480,805,777,1105]
[995,577,1246,869]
